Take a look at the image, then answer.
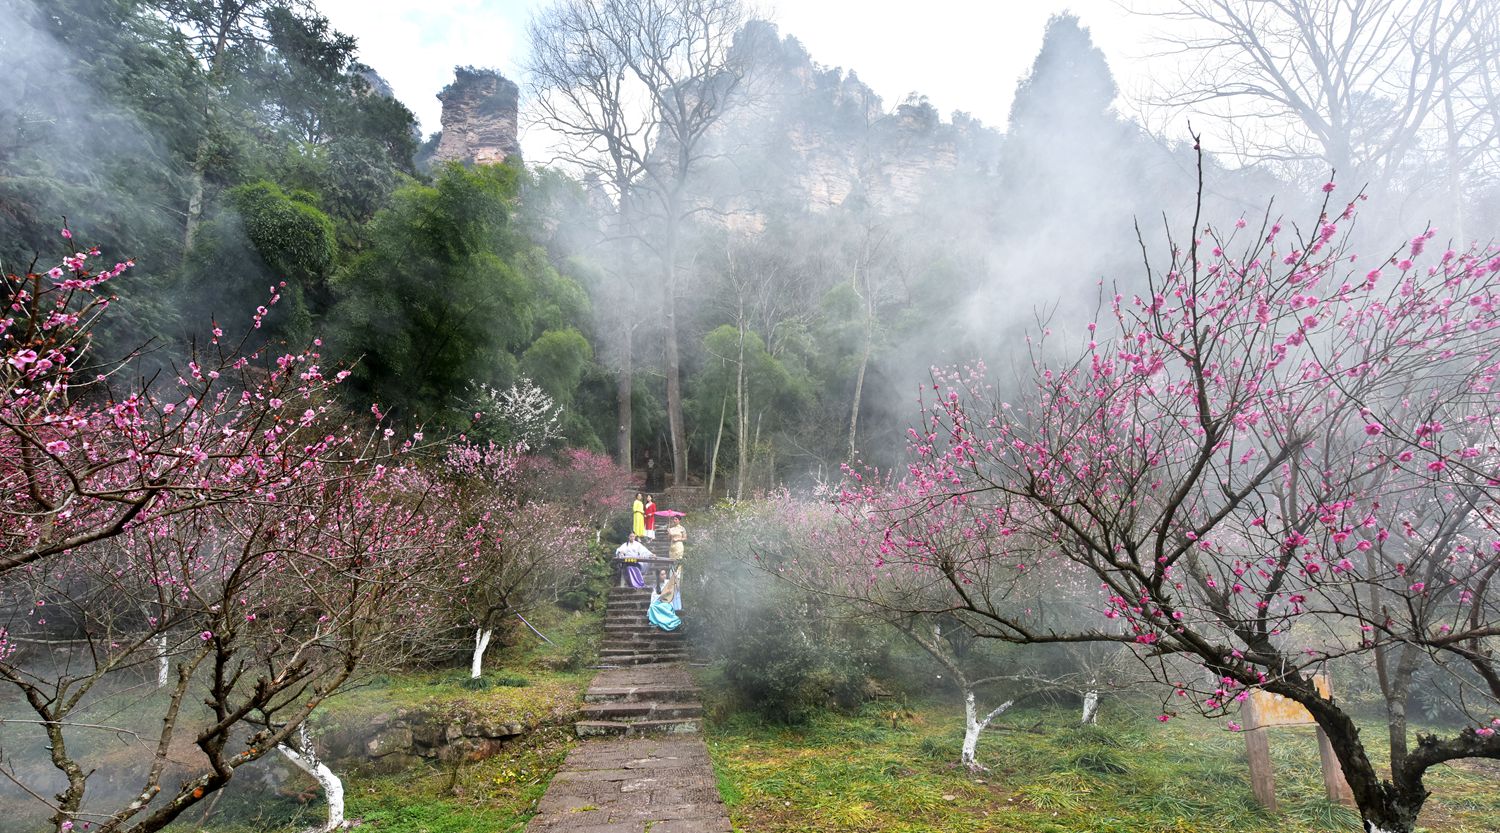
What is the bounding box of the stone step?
[608,588,654,598]
[602,627,684,637]
[583,683,701,703]
[574,717,701,737]
[606,608,688,617]
[602,630,675,641]
[605,616,683,627]
[604,629,665,639]
[579,701,703,721]
[602,623,687,636]
[601,637,685,648]
[603,645,687,657]
[594,652,687,666]
[603,618,685,629]
[603,619,651,629]
[604,621,688,632]
[602,637,683,650]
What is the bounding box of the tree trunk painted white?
[155,634,170,688]
[959,691,1013,771]
[278,724,345,832]
[1081,690,1099,725]
[471,627,493,679]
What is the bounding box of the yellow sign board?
[1244,674,1331,729]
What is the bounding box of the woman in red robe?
[643,495,657,540]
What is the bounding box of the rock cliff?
[431,67,522,166]
[694,24,1002,230]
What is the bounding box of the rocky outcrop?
[357,66,395,99]
[431,67,522,166]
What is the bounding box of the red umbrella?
[654,509,685,518]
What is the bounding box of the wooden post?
[1244,728,1277,812]
[1243,696,1278,813]
[1316,726,1355,806]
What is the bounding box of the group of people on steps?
[614,492,687,632]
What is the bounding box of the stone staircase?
[577,564,701,737]
[599,585,687,666]
[527,493,728,831]
[575,663,703,737]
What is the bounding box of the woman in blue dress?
[646,570,682,631]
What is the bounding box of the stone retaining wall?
[317,707,527,773]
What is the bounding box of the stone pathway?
[526,665,730,833]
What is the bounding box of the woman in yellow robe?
[632,493,646,539]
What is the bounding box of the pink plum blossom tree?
[0,240,464,832]
[756,488,1132,770]
[838,163,1500,833]
[443,440,597,678]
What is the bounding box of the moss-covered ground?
[705,699,1500,833]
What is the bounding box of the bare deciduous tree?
[526,0,751,483]
[1148,0,1499,236]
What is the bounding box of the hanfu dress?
[643,499,657,540]
[646,581,682,631]
[632,498,646,538]
[614,541,645,588]
[666,521,686,611]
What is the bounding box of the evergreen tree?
[329,162,594,429]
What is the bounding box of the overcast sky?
[317,0,1172,151]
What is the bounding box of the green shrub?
[715,609,874,724]
[459,676,493,691]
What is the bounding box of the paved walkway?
[526,665,730,833]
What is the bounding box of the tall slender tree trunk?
[848,334,871,462]
[708,395,727,496]
[734,321,748,501]
[846,254,874,461]
[184,12,233,257]
[1443,91,1466,244]
[184,159,207,255]
[617,323,633,471]
[662,218,687,486]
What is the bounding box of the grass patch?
[315,607,601,734]
[704,700,1500,833]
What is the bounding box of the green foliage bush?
[694,509,876,724]
[716,613,873,724]
[230,181,336,287]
